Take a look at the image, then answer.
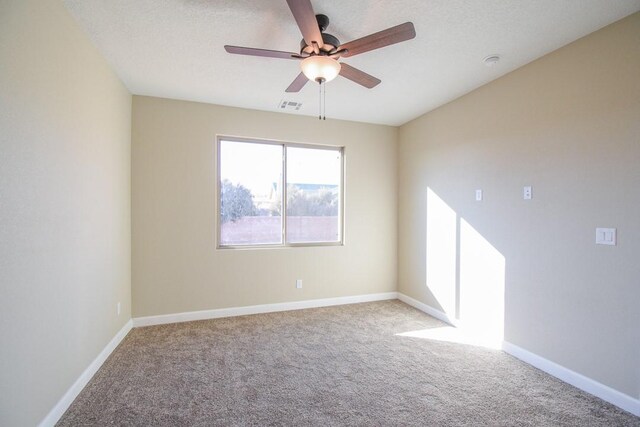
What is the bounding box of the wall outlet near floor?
[523,186,532,200]
[296,279,302,289]
[117,302,121,316]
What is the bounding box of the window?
[217,137,343,248]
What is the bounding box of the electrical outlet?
[117,302,121,316]
[296,279,302,289]
[523,186,532,200]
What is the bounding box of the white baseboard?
[132,292,399,327]
[397,292,457,326]
[37,293,396,425]
[503,341,640,417]
[38,319,133,427]
[38,294,639,424]
[396,293,639,417]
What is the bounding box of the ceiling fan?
[224,0,416,93]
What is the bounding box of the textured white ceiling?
[63,0,639,126]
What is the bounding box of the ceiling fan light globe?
[301,56,341,83]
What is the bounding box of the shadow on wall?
[402,188,505,349]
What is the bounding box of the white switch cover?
[523,186,532,200]
[475,189,483,201]
[595,228,616,245]
[296,279,302,289]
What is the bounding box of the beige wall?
[131,96,397,317]
[398,13,640,398]
[0,1,132,425]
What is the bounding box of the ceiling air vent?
[279,100,303,111]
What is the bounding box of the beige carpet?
[58,300,639,426]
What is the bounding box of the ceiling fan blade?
[286,0,324,49]
[224,45,300,60]
[285,72,309,92]
[339,63,381,89]
[339,22,416,58]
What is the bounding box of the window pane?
[219,140,282,245]
[286,147,341,243]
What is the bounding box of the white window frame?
[216,135,345,249]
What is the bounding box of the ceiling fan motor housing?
[300,33,340,55]
[300,14,340,56]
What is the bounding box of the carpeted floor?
[58,300,639,426]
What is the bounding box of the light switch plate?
[595,228,616,245]
[475,189,483,201]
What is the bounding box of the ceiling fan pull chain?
[322,81,326,120]
[318,81,322,120]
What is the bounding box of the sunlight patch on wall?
[422,188,506,349]
[459,218,505,345]
[426,188,457,316]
